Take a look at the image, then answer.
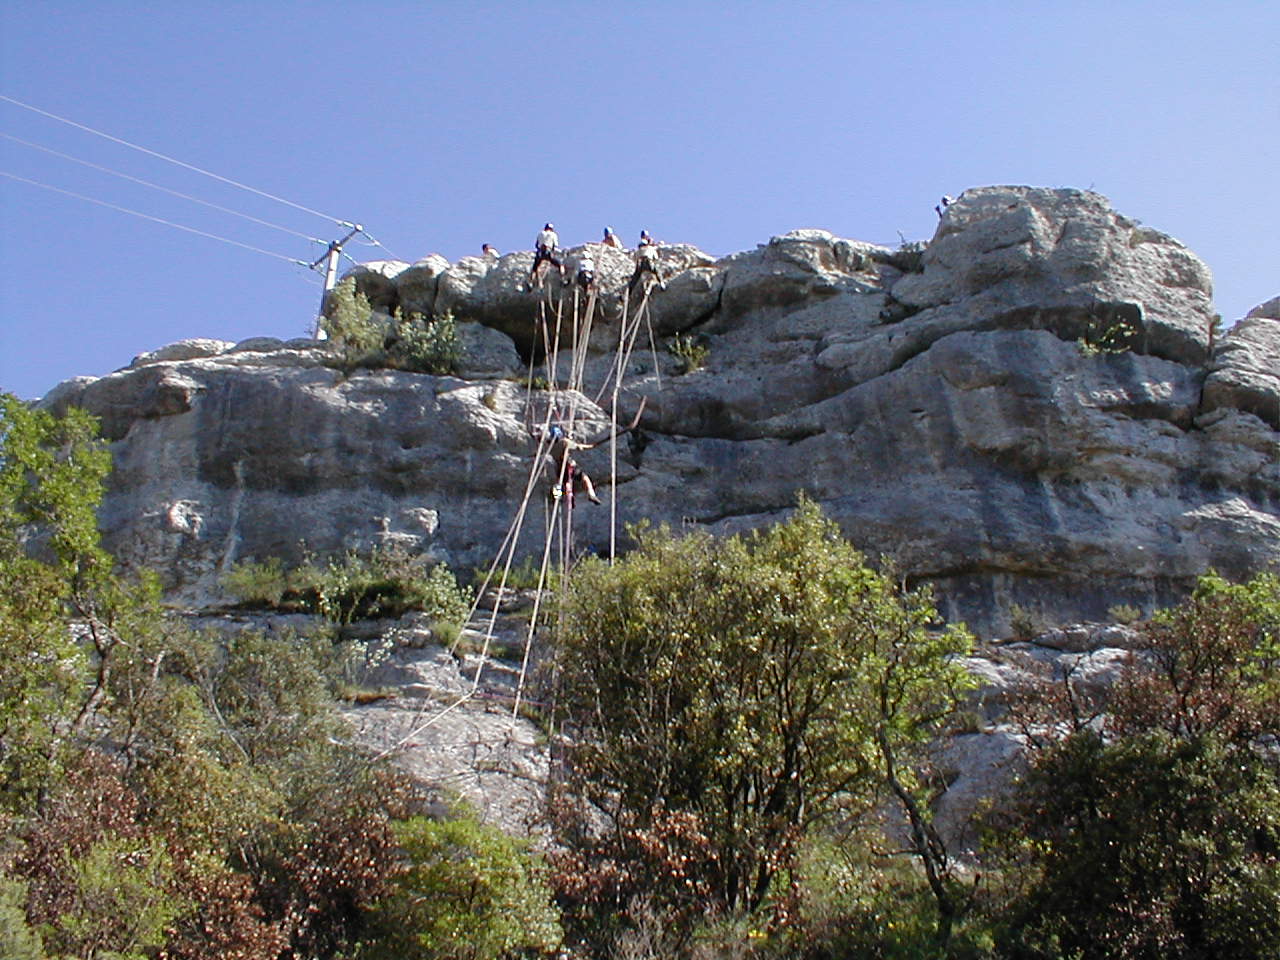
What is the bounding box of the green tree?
[994,572,1280,959]
[552,499,975,936]
[0,394,110,808]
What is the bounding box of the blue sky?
[2,1,1276,400]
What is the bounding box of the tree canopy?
[552,498,975,939]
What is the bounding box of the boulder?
[131,338,234,367]
[892,187,1216,365]
[338,259,411,313]
[1247,295,1280,320]
[455,322,523,379]
[1203,307,1280,428]
[395,253,451,315]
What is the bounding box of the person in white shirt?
[576,252,596,292]
[627,229,666,293]
[529,222,564,289]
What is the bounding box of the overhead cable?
[0,92,345,225]
[0,169,308,265]
[355,228,404,262]
[1,132,325,244]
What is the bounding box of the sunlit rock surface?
[42,186,1279,638]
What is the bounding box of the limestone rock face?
[893,187,1216,365]
[131,338,235,367]
[1203,304,1280,428]
[1247,295,1280,320]
[44,186,1279,635]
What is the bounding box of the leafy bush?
[887,239,927,273]
[221,556,288,607]
[473,554,558,593]
[224,545,471,626]
[767,832,997,960]
[668,333,709,374]
[390,310,461,376]
[319,280,460,375]
[1,396,446,958]
[1007,603,1043,641]
[990,571,1280,959]
[361,812,562,960]
[993,730,1280,960]
[1077,306,1138,356]
[1107,602,1142,625]
[321,279,385,368]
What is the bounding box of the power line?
[1,132,326,244]
[0,169,308,265]
[0,92,347,225]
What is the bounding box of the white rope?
[0,93,346,224]
[373,277,635,750]
[0,169,307,264]
[0,132,325,243]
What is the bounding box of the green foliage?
[995,731,1280,959]
[224,545,472,627]
[1006,603,1043,641]
[668,333,709,374]
[474,554,558,593]
[1077,310,1138,356]
[991,571,1280,959]
[888,239,927,273]
[220,556,288,607]
[391,309,462,376]
[1114,569,1280,742]
[766,832,996,960]
[0,876,44,960]
[319,280,461,376]
[321,278,383,365]
[552,497,975,937]
[362,812,562,960]
[1106,602,1143,625]
[0,395,111,808]
[0,393,112,576]
[42,834,184,960]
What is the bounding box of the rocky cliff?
[42,186,1280,637]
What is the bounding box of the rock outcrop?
[41,186,1279,637]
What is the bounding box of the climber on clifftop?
[576,251,596,293]
[627,229,666,294]
[528,222,564,290]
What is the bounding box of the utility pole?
[310,222,363,339]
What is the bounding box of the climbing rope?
[375,257,669,750]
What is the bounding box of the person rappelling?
[530,398,648,509]
[528,222,564,290]
[535,420,601,506]
[602,226,624,249]
[627,229,666,293]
